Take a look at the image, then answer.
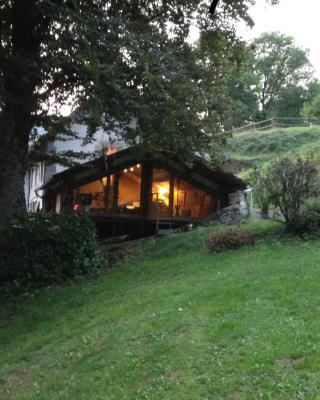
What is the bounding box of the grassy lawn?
[2,221,320,399]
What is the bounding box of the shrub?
[205,227,254,253]
[295,197,320,233]
[0,213,104,288]
[257,156,319,230]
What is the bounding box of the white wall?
[50,123,127,174]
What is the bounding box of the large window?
[174,179,213,219]
[117,164,141,215]
[70,164,214,220]
[71,165,142,216]
[149,168,214,220]
[73,178,106,214]
[150,168,171,219]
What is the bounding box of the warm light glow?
[73,204,80,211]
[174,189,179,204]
[124,168,128,173]
[136,164,140,168]
[102,177,107,185]
[130,167,134,172]
[158,185,169,195]
[154,183,170,206]
[106,146,118,155]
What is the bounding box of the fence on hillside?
[228,117,320,135]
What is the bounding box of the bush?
[256,156,319,231]
[0,213,104,288]
[295,197,320,234]
[205,227,254,253]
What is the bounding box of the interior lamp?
[158,186,169,195]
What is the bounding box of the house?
[40,145,246,238]
[25,123,126,212]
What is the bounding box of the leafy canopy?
[0,0,279,161]
[251,32,312,115]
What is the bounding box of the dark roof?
[40,146,246,194]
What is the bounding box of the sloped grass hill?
[2,221,320,399]
[227,126,320,179]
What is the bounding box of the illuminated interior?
[73,179,106,213]
[174,179,213,219]
[70,163,214,219]
[117,164,141,214]
[150,168,171,219]
[149,168,214,220]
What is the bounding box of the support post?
[141,161,153,219]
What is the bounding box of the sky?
[240,0,320,78]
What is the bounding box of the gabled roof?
[40,146,246,194]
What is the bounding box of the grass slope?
[227,126,320,179]
[2,222,320,399]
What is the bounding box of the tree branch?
[209,0,220,15]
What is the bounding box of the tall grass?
[230,127,320,155]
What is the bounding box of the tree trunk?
[0,0,48,225]
[0,110,31,225]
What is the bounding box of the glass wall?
[149,167,214,220]
[173,179,213,219]
[150,168,171,219]
[71,164,214,220]
[117,164,141,215]
[73,178,106,214]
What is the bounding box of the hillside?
[2,221,320,399]
[226,125,320,180]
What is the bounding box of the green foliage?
[248,167,271,213]
[231,127,320,155]
[0,0,267,162]
[252,32,312,116]
[227,126,320,185]
[271,79,320,120]
[258,156,319,230]
[221,38,319,127]
[205,226,254,253]
[223,45,260,129]
[295,197,320,234]
[0,213,103,289]
[274,85,309,118]
[302,94,320,119]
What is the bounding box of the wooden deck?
[92,215,190,239]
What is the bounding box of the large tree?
[251,32,312,118]
[0,0,278,224]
